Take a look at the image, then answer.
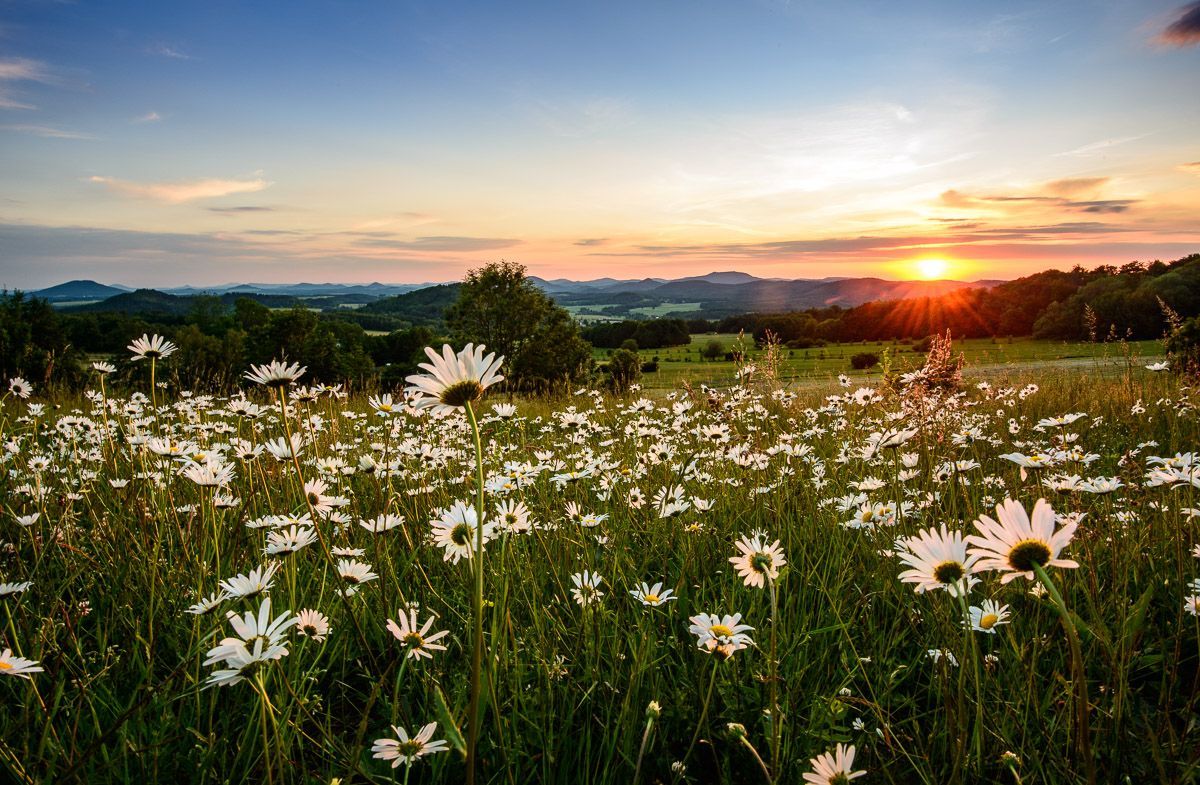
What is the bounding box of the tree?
[446,261,592,391]
[606,348,641,394]
[702,339,724,361]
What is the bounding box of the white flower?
[127,333,177,361]
[966,498,1078,583]
[244,360,306,387]
[371,722,448,767]
[386,609,450,659]
[0,647,43,679]
[803,742,866,785]
[570,570,604,606]
[405,343,504,414]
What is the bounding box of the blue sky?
[1,0,1198,287]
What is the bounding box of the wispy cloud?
[89,175,271,203]
[148,43,193,60]
[1,124,94,139]
[0,56,55,110]
[574,238,608,247]
[1054,135,1149,157]
[350,235,522,252]
[1180,161,1200,175]
[1157,2,1200,47]
[207,205,275,214]
[132,111,161,123]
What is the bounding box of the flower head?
[803,742,866,785]
[371,722,448,767]
[729,534,786,589]
[896,525,979,597]
[405,343,504,414]
[386,609,450,659]
[128,333,177,361]
[966,498,1078,583]
[244,360,306,388]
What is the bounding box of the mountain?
[32,280,131,302]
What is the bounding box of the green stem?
[465,400,487,785]
[955,591,984,769]
[683,660,719,765]
[767,574,780,775]
[1032,563,1095,785]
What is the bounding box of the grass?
[593,335,1164,391]
[0,350,1196,784]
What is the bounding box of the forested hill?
[720,254,1200,345]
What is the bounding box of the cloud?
[132,111,161,123]
[1158,2,1200,46]
[1180,161,1200,175]
[937,180,1137,215]
[148,43,192,59]
[1,124,94,139]
[89,175,271,204]
[207,206,275,214]
[0,56,55,110]
[1042,177,1110,197]
[351,235,522,252]
[574,238,608,247]
[1054,135,1149,158]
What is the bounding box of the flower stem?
[464,400,487,785]
[632,713,656,785]
[1032,563,1095,785]
[684,660,719,765]
[955,591,984,769]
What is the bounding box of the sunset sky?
[1,0,1199,289]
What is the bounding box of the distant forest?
[1,253,1197,389]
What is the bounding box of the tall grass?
[0,363,1196,783]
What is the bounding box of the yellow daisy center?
[933,561,965,584]
[440,380,484,408]
[643,593,660,604]
[710,624,734,638]
[979,613,999,629]
[0,662,12,670]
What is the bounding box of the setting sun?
[914,257,951,280]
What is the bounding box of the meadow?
[606,335,1164,391]
[0,337,1197,784]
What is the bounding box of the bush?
[850,352,880,370]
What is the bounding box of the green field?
[594,334,1164,390]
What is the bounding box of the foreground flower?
[689,612,754,656]
[570,570,604,606]
[0,648,43,679]
[128,333,177,361]
[8,377,31,399]
[966,498,1078,583]
[803,742,866,785]
[729,534,787,589]
[296,609,331,641]
[405,343,504,414]
[968,599,1011,633]
[896,525,979,597]
[430,501,494,563]
[371,722,448,767]
[630,581,676,606]
[244,360,306,388]
[386,609,450,660]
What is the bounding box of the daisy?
[688,612,754,652]
[336,559,378,587]
[0,648,43,679]
[570,570,604,606]
[729,534,787,589]
[244,360,306,388]
[386,609,450,660]
[184,591,229,616]
[803,743,866,785]
[0,581,32,598]
[895,525,979,597]
[430,501,494,563]
[405,343,505,415]
[494,499,533,533]
[368,393,399,414]
[360,513,405,533]
[296,609,331,641]
[492,403,517,419]
[204,638,288,687]
[91,361,117,375]
[8,377,32,399]
[968,599,1011,633]
[966,498,1078,583]
[127,333,178,361]
[263,434,305,461]
[371,722,449,767]
[630,581,676,606]
[218,563,280,599]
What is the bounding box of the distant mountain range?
[30,272,1002,323]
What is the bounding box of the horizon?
[2,1,1200,289]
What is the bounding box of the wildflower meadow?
[1,336,1198,784]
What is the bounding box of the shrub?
[850,352,880,370]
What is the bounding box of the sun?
[914,257,951,280]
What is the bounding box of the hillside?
[32,279,129,302]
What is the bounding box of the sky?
[1,0,1199,289]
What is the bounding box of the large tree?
[446,261,592,392]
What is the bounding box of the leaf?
[433,683,466,757]
[1121,585,1156,646]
